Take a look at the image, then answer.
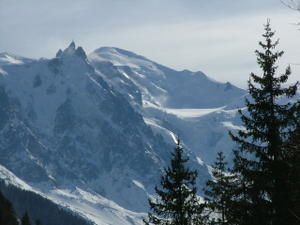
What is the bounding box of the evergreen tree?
[286,110,300,224]
[144,139,204,225]
[35,219,42,225]
[0,191,18,225]
[229,20,298,225]
[21,212,32,225]
[204,152,236,225]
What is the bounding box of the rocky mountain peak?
[55,41,87,60]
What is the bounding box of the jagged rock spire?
[55,41,86,60]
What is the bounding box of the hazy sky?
[0,0,299,88]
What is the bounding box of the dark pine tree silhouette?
[0,191,18,225]
[21,212,32,225]
[286,111,300,224]
[35,219,42,225]
[144,138,204,225]
[230,20,298,225]
[204,152,236,225]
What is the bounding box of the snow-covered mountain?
[0,43,246,225]
[88,47,246,163]
[0,42,184,211]
[89,47,245,109]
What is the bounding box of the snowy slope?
[0,164,146,225]
[0,165,34,191]
[89,47,246,109]
[142,105,243,164]
[88,47,247,163]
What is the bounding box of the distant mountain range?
[0,42,247,225]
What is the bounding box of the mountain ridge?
[89,46,246,109]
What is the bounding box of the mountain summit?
[55,41,87,60]
[89,47,246,108]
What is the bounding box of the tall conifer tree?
[286,110,300,224]
[204,152,235,225]
[230,20,298,225]
[35,220,42,225]
[21,212,32,225]
[0,191,18,225]
[144,139,204,225]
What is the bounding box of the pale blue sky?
[0,0,299,87]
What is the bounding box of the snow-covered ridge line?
[0,165,34,191]
[0,164,145,225]
[89,46,246,109]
